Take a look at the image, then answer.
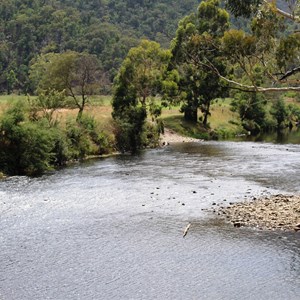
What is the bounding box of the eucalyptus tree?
[216,0,300,93]
[112,40,171,152]
[168,0,229,125]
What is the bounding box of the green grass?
[0,94,29,102]
[89,95,112,106]
[160,98,242,139]
[1,94,299,140]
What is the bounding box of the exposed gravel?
[215,194,300,232]
[160,128,201,145]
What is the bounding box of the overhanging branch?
[208,60,300,93]
[278,66,300,81]
[263,0,300,23]
[219,74,300,92]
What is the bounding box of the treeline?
[112,0,300,152]
[0,0,199,94]
[0,0,290,95]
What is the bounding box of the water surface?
[0,141,300,299]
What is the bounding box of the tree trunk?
[202,101,211,127]
[76,107,84,121]
[184,106,198,123]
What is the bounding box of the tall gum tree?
[168,0,229,125]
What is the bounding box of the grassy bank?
[0,95,241,140]
[0,94,116,176]
[0,94,114,132]
[160,98,241,140]
[2,94,299,142]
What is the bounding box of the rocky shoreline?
[214,194,300,232]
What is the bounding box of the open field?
[1,94,299,139]
[0,94,241,138]
[0,94,30,115]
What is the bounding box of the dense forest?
[0,0,199,94]
[0,0,291,94]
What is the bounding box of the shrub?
[0,105,56,176]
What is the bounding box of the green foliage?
[225,0,262,18]
[168,0,229,124]
[66,114,112,159]
[0,0,199,94]
[30,51,101,119]
[231,92,268,134]
[28,89,66,126]
[6,70,18,94]
[276,33,300,70]
[113,107,147,153]
[223,0,300,94]
[112,40,170,152]
[287,103,300,124]
[222,29,257,59]
[270,98,289,129]
[0,100,113,176]
[0,102,56,175]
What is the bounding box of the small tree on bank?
[270,98,289,130]
[30,51,102,120]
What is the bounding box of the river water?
[0,141,300,299]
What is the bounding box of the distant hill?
[0,0,199,93]
[0,0,291,94]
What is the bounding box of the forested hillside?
[0,0,199,94]
[0,0,291,94]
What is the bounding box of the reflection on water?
[0,141,300,299]
[236,128,300,144]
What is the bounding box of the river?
[0,141,300,299]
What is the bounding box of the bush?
[0,102,113,176]
[270,98,288,129]
[0,105,56,176]
[66,115,112,159]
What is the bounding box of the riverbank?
[160,128,202,145]
[214,194,300,232]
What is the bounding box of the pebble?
[215,195,300,232]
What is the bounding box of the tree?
[216,0,300,93]
[225,0,300,21]
[28,89,66,127]
[231,92,268,134]
[30,51,102,119]
[6,69,18,94]
[270,98,289,129]
[168,0,229,125]
[112,40,171,152]
[0,0,200,94]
